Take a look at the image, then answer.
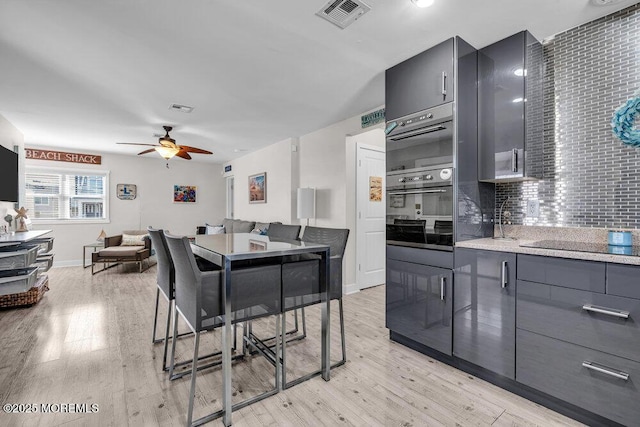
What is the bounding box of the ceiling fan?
[117,126,212,167]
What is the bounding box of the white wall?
[0,114,24,226]
[227,138,296,224]
[229,107,385,294]
[299,112,385,292]
[26,148,225,265]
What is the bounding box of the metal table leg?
[321,248,330,381]
[222,257,233,427]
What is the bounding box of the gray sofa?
[196,218,277,235]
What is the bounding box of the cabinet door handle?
[500,261,508,288]
[582,361,629,381]
[511,148,518,173]
[582,304,630,319]
[441,71,447,97]
[440,276,446,301]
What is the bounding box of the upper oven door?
[386,103,454,173]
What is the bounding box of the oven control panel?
[387,167,453,190]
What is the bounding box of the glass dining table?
[190,232,331,426]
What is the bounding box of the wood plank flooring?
[0,264,584,426]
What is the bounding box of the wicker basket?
[0,274,49,308]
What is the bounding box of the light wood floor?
[0,264,584,427]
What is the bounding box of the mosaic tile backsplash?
[496,4,640,229]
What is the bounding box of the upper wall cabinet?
[478,31,543,182]
[385,38,455,121]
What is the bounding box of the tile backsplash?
[497,4,640,229]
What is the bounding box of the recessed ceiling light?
[513,68,527,77]
[512,97,526,103]
[411,0,434,8]
[168,104,194,113]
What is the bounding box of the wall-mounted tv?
[0,145,18,203]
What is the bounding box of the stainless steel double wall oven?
[386,103,455,249]
[384,36,494,250]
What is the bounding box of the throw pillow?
[121,233,147,246]
[251,226,268,235]
[206,224,225,234]
[233,220,256,233]
[254,222,270,231]
[221,218,235,232]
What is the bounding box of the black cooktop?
[519,240,640,256]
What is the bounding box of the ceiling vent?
[316,0,371,29]
[169,103,194,113]
[591,0,625,5]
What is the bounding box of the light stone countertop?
[455,237,640,266]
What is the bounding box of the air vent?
[316,0,371,29]
[591,0,625,5]
[169,103,194,113]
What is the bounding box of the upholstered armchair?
[91,230,152,274]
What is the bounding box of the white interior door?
[356,143,386,290]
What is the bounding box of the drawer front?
[517,329,640,427]
[517,279,640,363]
[387,245,453,269]
[517,254,605,292]
[607,263,640,300]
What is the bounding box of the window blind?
[25,168,108,221]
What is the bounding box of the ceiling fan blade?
[117,142,159,147]
[179,145,213,154]
[175,150,192,160]
[137,148,156,155]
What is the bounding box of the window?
[25,167,109,222]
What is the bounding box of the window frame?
[25,166,110,225]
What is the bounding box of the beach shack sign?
[26,148,102,165]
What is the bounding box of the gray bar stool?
[164,232,282,427]
[149,226,220,374]
[280,226,349,386]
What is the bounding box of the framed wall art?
[248,172,266,204]
[173,185,197,203]
[116,183,137,200]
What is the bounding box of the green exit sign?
[361,108,385,128]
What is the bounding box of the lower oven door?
[386,186,453,249]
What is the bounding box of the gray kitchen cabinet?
[385,38,455,121]
[516,254,640,426]
[517,279,640,363]
[517,254,605,293]
[517,329,640,427]
[478,30,543,182]
[453,248,516,379]
[386,248,453,356]
[606,263,640,300]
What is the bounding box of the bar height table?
[190,233,331,427]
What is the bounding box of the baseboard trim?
[53,260,83,268]
[344,283,359,295]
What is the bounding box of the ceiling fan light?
[159,137,175,146]
[155,146,180,159]
[411,0,434,7]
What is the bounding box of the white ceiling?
[0,0,635,164]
